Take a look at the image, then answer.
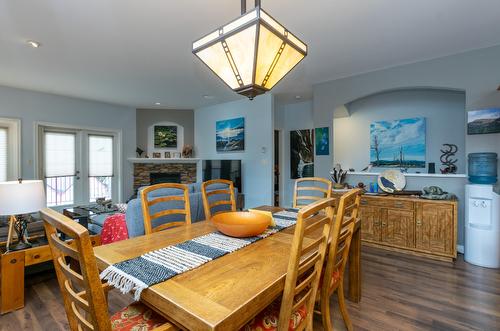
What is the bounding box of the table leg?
[347,226,361,303]
[1,251,25,314]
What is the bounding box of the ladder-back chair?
[241,198,335,331]
[41,208,177,331]
[201,179,236,220]
[317,188,362,331]
[293,177,332,208]
[141,183,191,235]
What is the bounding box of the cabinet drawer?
[361,198,413,210]
[24,246,53,266]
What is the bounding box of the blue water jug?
[468,153,498,184]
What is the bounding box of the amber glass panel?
[195,42,239,89]
[225,25,257,86]
[263,44,304,89]
[255,24,283,86]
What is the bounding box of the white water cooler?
[465,184,500,268]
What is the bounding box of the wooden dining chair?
[240,198,335,331]
[293,177,332,208]
[201,179,236,220]
[317,188,362,331]
[41,208,177,331]
[141,183,191,235]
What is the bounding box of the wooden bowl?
[211,211,271,238]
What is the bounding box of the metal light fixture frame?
[192,0,308,99]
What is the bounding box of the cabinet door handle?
[416,219,422,226]
[361,200,368,205]
[394,202,404,208]
[381,222,387,226]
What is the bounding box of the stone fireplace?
[131,159,198,192]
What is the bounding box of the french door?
[39,125,118,207]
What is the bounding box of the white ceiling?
[1,0,500,109]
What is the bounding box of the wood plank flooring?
[1,245,499,331]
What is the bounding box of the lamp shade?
[0,180,46,215]
[193,6,307,99]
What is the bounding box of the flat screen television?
[202,160,242,192]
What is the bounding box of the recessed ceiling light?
[154,102,161,105]
[27,40,41,48]
[203,95,214,100]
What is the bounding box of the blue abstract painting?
[315,127,329,155]
[216,117,245,152]
[370,117,426,168]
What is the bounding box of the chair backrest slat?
[277,198,335,331]
[293,177,333,208]
[141,183,191,234]
[201,179,236,220]
[41,208,111,331]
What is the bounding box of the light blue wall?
[194,95,274,208]
[0,85,136,201]
[313,45,500,247]
[314,45,500,178]
[274,100,314,207]
[335,89,466,173]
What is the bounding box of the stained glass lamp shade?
[193,6,307,99]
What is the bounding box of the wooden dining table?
[93,205,362,331]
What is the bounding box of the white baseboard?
[457,245,464,254]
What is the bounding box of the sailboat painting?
[216,117,245,152]
[370,117,426,168]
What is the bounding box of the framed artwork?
[164,152,171,158]
[468,108,500,135]
[152,152,162,158]
[154,125,177,148]
[315,127,329,155]
[290,129,314,179]
[216,117,245,152]
[370,117,426,168]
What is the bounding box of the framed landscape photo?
[370,117,426,168]
[154,125,177,148]
[467,108,500,135]
[216,117,245,152]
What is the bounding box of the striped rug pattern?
[100,210,299,300]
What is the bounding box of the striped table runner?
[100,209,299,300]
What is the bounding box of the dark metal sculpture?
[440,144,458,174]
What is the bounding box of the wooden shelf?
[346,172,467,178]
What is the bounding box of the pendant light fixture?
[193,0,307,100]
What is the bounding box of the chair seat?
[240,298,307,331]
[110,302,166,331]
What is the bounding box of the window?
[39,125,119,207]
[88,135,113,202]
[0,118,20,182]
[0,128,7,182]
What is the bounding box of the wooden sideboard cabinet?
[354,195,457,261]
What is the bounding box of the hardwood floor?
[1,245,499,331]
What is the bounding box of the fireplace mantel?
[128,158,200,164]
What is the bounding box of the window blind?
[89,135,113,177]
[0,128,7,182]
[44,131,76,177]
